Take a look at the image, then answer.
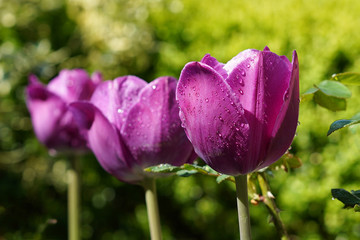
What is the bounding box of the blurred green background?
[2,0,360,239]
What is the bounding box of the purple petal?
[91,71,103,85]
[90,76,147,130]
[121,76,196,168]
[224,49,291,170]
[258,51,299,169]
[70,102,143,183]
[26,84,81,149]
[201,54,228,79]
[47,69,97,103]
[177,62,253,175]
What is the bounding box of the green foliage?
[331,72,360,85]
[303,80,351,111]
[331,189,360,211]
[2,0,360,239]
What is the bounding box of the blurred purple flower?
[176,47,299,175]
[26,69,102,151]
[70,76,196,184]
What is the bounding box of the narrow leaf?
[216,174,232,184]
[145,164,181,173]
[176,169,198,177]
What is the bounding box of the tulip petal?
[70,102,143,183]
[259,51,299,169]
[201,54,228,79]
[224,49,291,169]
[47,69,97,102]
[122,77,196,168]
[26,84,68,148]
[177,62,254,175]
[90,76,147,130]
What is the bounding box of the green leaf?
[331,72,360,85]
[327,119,360,135]
[300,87,318,102]
[144,164,181,173]
[316,80,351,98]
[313,90,347,111]
[331,188,360,208]
[216,174,232,184]
[176,169,198,177]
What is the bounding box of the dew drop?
[152,85,157,90]
[240,123,245,128]
[239,78,244,86]
[246,64,251,68]
[240,69,246,76]
[117,108,124,113]
[239,89,244,95]
[284,90,289,100]
[195,92,200,97]
[297,121,301,126]
[218,133,222,138]
[218,116,224,122]
[205,98,209,103]
[235,127,240,131]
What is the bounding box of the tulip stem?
[68,156,81,240]
[143,178,162,240]
[235,174,252,240]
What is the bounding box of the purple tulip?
[26,69,102,150]
[176,47,299,175]
[70,76,196,183]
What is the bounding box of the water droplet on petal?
[205,98,209,103]
[152,85,157,90]
[117,108,124,113]
[246,64,251,68]
[239,89,244,95]
[240,69,246,76]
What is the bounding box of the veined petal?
[258,51,299,169]
[70,102,143,183]
[201,54,228,79]
[177,62,252,175]
[90,76,147,130]
[224,49,291,169]
[122,77,196,168]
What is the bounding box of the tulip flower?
[70,75,196,184]
[26,69,102,240]
[70,75,196,239]
[26,69,102,150]
[176,46,299,175]
[176,47,299,240]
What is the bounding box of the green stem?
[68,156,81,240]
[143,178,162,240]
[235,175,252,240]
[257,172,289,240]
